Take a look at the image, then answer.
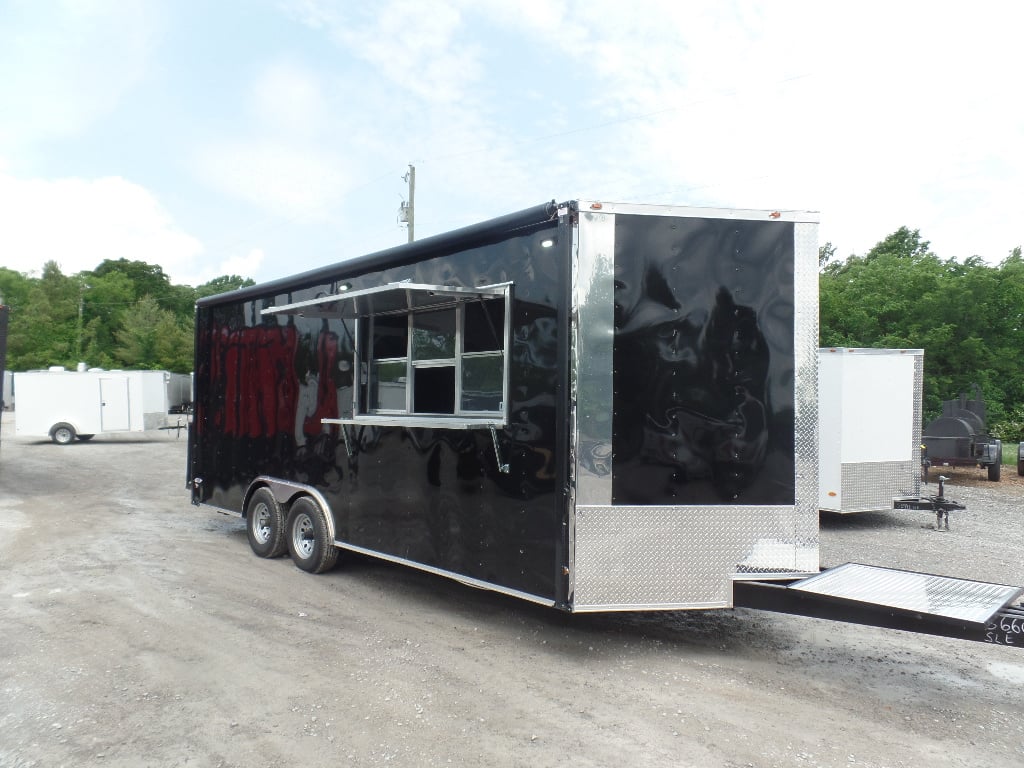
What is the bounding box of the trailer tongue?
[735,563,1024,647]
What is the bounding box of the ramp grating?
[791,563,1022,625]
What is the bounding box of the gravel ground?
[1,411,1022,768]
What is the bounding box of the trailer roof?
[197,201,559,309]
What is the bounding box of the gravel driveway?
[1,413,1022,768]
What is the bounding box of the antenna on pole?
[398,164,416,243]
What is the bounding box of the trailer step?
[791,563,1021,624]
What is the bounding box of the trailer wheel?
[987,459,1001,481]
[1018,459,1024,477]
[50,423,76,445]
[245,487,287,558]
[286,496,338,574]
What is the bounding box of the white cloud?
[0,172,210,284]
[192,139,352,223]
[250,59,331,141]
[0,0,157,151]
[190,57,359,222]
[287,0,480,104]
[215,248,266,283]
[462,0,1024,261]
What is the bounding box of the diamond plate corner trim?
[911,351,923,497]
[792,221,820,554]
[572,505,819,609]
[572,211,616,507]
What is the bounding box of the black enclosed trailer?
[188,201,1023,645]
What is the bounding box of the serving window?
[262,281,511,428]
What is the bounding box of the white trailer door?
[100,377,131,432]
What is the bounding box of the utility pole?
[76,283,85,361]
[400,164,416,243]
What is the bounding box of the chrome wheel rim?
[292,513,315,559]
[251,502,271,545]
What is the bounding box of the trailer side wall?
[191,219,566,602]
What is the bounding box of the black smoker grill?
[922,385,1002,482]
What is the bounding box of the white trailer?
[13,367,190,444]
[818,348,923,513]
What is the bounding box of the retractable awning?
[260,281,510,320]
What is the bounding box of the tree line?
[3,226,1024,441]
[0,259,252,374]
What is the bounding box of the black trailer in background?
[188,200,1022,647]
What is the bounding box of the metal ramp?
[734,563,1024,646]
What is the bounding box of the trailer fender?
[247,477,337,543]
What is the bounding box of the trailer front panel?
[570,203,819,610]
[818,348,923,514]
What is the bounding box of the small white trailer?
[13,367,191,443]
[818,348,923,514]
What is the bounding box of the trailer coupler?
[893,475,965,531]
[734,563,1024,647]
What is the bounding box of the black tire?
[51,423,76,445]
[77,434,94,441]
[987,460,1001,482]
[245,487,287,558]
[1018,459,1024,477]
[286,496,339,574]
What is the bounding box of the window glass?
[461,355,503,412]
[372,315,408,360]
[464,300,505,353]
[412,308,456,360]
[370,361,406,410]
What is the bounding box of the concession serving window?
[262,281,512,430]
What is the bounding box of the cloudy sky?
[1,0,1022,287]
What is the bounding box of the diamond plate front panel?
[840,460,918,513]
[573,505,818,610]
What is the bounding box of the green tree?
[0,267,32,312]
[114,295,195,372]
[8,262,81,369]
[2,260,256,375]
[116,295,167,368]
[91,258,172,300]
[77,270,134,367]
[196,274,255,299]
[820,227,1024,424]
